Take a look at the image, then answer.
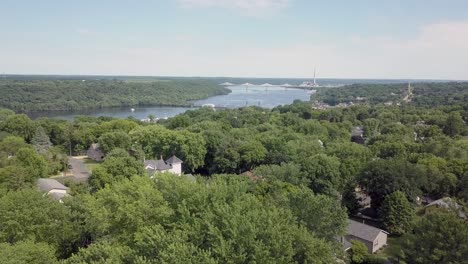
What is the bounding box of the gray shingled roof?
[347,220,387,242]
[426,197,466,219]
[335,236,352,251]
[426,197,460,209]
[166,155,183,165]
[37,178,69,192]
[156,158,172,170]
[343,237,352,251]
[145,159,172,171]
[144,160,157,169]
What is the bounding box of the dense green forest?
[314,82,468,107]
[0,82,467,263]
[0,79,230,112]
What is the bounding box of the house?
[351,127,365,144]
[165,155,183,175]
[144,155,183,176]
[87,143,104,161]
[37,178,70,202]
[345,220,388,253]
[425,197,466,219]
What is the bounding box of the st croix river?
[27,85,312,121]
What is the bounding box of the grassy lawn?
[84,158,101,172]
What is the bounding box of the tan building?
[345,220,388,253]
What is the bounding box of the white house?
[37,178,70,203]
[144,155,183,177]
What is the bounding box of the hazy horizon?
[2,73,466,82]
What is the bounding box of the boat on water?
[131,108,135,112]
[202,103,216,108]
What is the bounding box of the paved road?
[68,156,90,182]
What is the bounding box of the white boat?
[202,103,216,108]
[131,108,135,112]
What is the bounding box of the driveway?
[68,156,90,182]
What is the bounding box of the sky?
[1,0,468,80]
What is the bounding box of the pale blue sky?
[1,0,468,79]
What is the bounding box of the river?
[27,85,312,121]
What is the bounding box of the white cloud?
[177,0,290,16]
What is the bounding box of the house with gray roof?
[87,143,104,161]
[144,155,183,176]
[37,178,70,202]
[345,220,388,253]
[425,197,466,219]
[351,126,365,144]
[336,236,353,251]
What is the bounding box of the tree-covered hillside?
[314,82,468,107]
[0,79,230,112]
[0,81,467,263]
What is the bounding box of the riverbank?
[25,85,311,121]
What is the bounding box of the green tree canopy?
[0,240,58,264]
[443,112,465,137]
[398,210,468,264]
[0,189,75,251]
[97,130,132,154]
[0,114,35,142]
[380,191,414,235]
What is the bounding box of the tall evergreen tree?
[32,126,52,154]
[443,112,465,137]
[380,191,414,235]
